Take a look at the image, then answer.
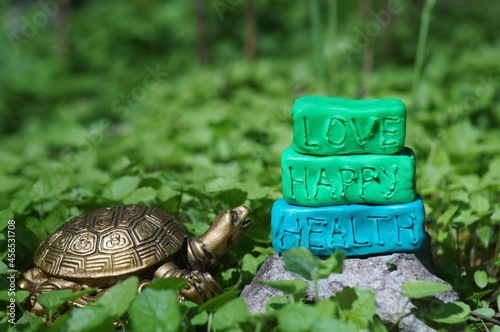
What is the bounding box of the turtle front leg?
[154,261,221,304]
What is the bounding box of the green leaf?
[0,260,7,274]
[180,300,208,326]
[473,270,488,289]
[179,299,209,326]
[266,296,289,311]
[369,317,390,332]
[212,298,248,330]
[16,290,30,303]
[491,209,500,222]
[473,307,495,318]
[0,210,14,231]
[311,319,358,332]
[453,209,479,227]
[214,188,248,207]
[146,277,187,291]
[466,289,492,303]
[44,312,70,332]
[282,247,318,280]
[25,217,48,241]
[0,290,30,303]
[256,279,308,302]
[470,192,490,215]
[198,289,240,312]
[476,224,494,248]
[333,287,377,328]
[65,305,114,332]
[428,301,471,324]
[110,156,131,173]
[277,303,316,332]
[436,205,459,225]
[102,176,140,200]
[156,185,179,202]
[13,311,46,331]
[313,300,337,319]
[130,288,181,332]
[191,310,209,326]
[31,175,69,200]
[241,253,262,274]
[282,247,344,281]
[38,288,98,312]
[123,186,157,204]
[316,250,344,278]
[96,276,138,318]
[401,281,452,299]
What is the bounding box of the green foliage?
[130,288,181,332]
[401,281,452,300]
[282,246,344,300]
[428,301,471,324]
[211,298,248,330]
[282,247,344,281]
[0,0,499,330]
[256,279,308,303]
[268,287,381,332]
[59,277,139,331]
[38,288,97,323]
[473,270,488,289]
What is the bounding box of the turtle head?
[187,206,251,271]
[207,205,251,249]
[227,205,252,235]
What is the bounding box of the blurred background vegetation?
[1,0,499,132]
[0,0,499,329]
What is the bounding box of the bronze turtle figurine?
[19,204,251,315]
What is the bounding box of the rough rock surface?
[241,253,461,331]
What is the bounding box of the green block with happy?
[281,147,416,206]
[291,96,406,155]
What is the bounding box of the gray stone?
[241,253,462,331]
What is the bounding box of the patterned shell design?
[33,205,186,280]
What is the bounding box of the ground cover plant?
[0,0,499,330]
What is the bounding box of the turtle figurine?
[19,204,251,316]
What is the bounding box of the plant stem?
[207,312,214,332]
[244,0,257,62]
[119,318,126,331]
[194,0,209,66]
[359,0,373,98]
[412,0,437,111]
[327,0,338,92]
[309,0,329,94]
[207,312,213,332]
[314,274,319,302]
[471,311,500,326]
[389,299,410,331]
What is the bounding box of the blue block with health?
[271,196,426,256]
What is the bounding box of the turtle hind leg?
[19,268,81,317]
[18,267,49,293]
[33,278,82,317]
[18,267,51,315]
[153,261,221,304]
[72,286,107,308]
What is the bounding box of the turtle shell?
[33,205,186,281]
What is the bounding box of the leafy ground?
[0,0,499,331]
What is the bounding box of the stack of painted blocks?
[272,97,426,257]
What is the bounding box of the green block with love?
[292,96,406,155]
